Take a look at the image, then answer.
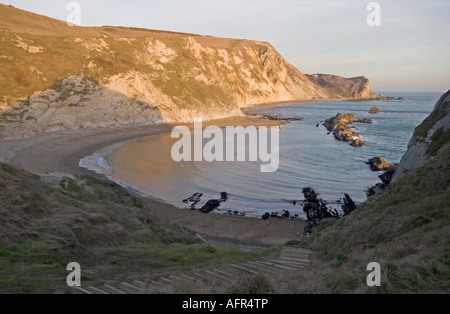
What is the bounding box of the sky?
[6,0,450,92]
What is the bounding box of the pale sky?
[6,0,450,92]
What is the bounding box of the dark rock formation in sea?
[379,170,395,185]
[376,94,404,101]
[200,200,222,214]
[244,112,303,121]
[342,194,357,216]
[369,106,380,114]
[324,113,357,131]
[356,118,373,124]
[350,139,364,147]
[366,157,397,171]
[365,160,396,197]
[220,192,228,202]
[366,183,387,196]
[183,191,229,214]
[301,187,351,237]
[183,193,203,209]
[334,129,359,141]
[324,113,363,144]
[224,210,246,217]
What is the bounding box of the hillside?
[0,4,375,139]
[276,92,450,293]
[392,90,450,181]
[306,74,374,99]
[0,92,448,294]
[0,164,269,293]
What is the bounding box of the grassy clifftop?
[0,4,375,138]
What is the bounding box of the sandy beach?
[0,115,306,247]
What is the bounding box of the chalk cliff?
[0,4,375,138]
[392,90,450,181]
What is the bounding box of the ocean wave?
[79,143,123,175]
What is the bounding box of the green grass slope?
[0,164,268,293]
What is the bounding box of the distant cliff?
[0,4,375,138]
[392,90,450,181]
[306,74,375,99]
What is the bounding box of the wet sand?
[0,116,305,247]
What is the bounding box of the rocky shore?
[244,112,304,122]
[323,113,372,146]
[181,185,359,238]
[365,157,398,196]
[375,94,405,101]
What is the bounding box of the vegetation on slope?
[200,144,449,294]
[290,144,449,293]
[155,143,449,294]
[0,164,269,293]
[414,92,449,139]
[0,4,374,123]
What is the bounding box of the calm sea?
[87,92,442,218]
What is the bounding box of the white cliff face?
[0,76,162,139]
[0,33,374,139]
[392,91,450,182]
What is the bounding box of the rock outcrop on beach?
[301,187,355,237]
[0,4,376,139]
[392,90,450,181]
[182,192,229,214]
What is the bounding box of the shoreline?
[242,97,376,109]
[0,98,373,246]
[0,114,311,247]
[0,97,376,246]
[81,116,288,216]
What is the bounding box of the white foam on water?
[79,143,123,175]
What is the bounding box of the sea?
[81,92,441,218]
